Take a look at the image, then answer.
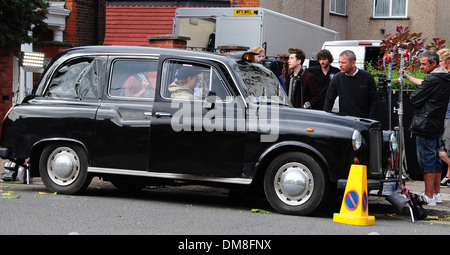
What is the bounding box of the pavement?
[402,179,450,214]
[364,179,450,220]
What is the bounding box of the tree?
[0,0,49,47]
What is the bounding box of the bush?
[368,26,446,91]
[366,61,427,91]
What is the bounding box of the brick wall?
[231,0,260,7]
[0,47,17,121]
[64,0,77,44]
[65,0,105,46]
[148,39,188,49]
[104,4,183,46]
[148,35,190,49]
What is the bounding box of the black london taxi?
[0,46,397,215]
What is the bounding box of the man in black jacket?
[409,51,450,205]
[323,50,378,119]
[307,49,340,110]
[284,48,321,109]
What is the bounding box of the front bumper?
[337,178,399,195]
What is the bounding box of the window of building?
[330,0,346,15]
[373,0,408,18]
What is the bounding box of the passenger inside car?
[193,71,210,99]
[169,66,201,100]
[123,72,155,98]
[109,60,157,98]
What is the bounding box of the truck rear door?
[216,15,261,49]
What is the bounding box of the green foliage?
[0,0,49,47]
[366,61,427,91]
[368,26,446,91]
[379,26,425,72]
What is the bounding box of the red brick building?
[103,0,232,46]
[0,45,20,119]
[64,0,106,46]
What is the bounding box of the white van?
[321,40,382,69]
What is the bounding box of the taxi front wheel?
[39,143,91,194]
[264,152,328,216]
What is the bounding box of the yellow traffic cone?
[333,164,375,226]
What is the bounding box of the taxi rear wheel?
[39,143,91,194]
[264,152,327,216]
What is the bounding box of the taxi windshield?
[233,63,291,106]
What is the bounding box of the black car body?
[0,46,397,215]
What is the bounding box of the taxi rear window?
[109,60,158,99]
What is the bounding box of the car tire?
[39,143,91,194]
[264,151,328,216]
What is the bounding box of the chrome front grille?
[368,128,383,177]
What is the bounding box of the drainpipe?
[321,0,325,27]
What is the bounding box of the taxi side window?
[109,60,158,98]
[161,60,231,101]
[47,57,104,99]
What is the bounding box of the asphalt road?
[1,177,449,236]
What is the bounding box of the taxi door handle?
[155,112,172,118]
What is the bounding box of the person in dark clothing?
[323,50,378,119]
[283,48,320,109]
[408,51,450,205]
[307,49,340,110]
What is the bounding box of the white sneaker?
[433,193,443,204]
[441,177,450,187]
[423,194,437,206]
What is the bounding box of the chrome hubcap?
[47,147,80,186]
[274,162,314,206]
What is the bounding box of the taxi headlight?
[352,130,362,151]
